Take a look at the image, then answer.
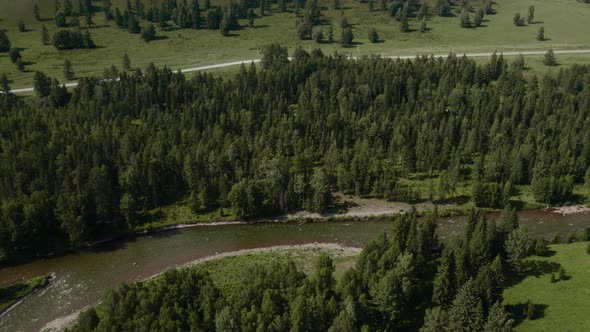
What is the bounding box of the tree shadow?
[153,35,169,41]
[439,195,471,205]
[253,24,270,28]
[505,260,561,287]
[506,302,549,326]
[537,249,557,257]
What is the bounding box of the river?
[0,210,589,332]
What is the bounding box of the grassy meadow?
[504,242,590,331]
[186,247,358,296]
[0,0,589,88]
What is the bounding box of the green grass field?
[504,242,590,331]
[0,275,48,313]
[186,247,358,296]
[1,0,590,88]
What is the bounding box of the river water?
[0,210,589,332]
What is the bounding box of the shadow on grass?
[438,195,471,205]
[506,260,561,287]
[506,302,549,327]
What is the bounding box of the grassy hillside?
[1,0,590,88]
[504,242,590,331]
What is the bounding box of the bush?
[586,242,590,255]
[558,267,567,280]
[549,273,557,283]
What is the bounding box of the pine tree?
[327,25,334,42]
[473,7,484,27]
[432,249,455,307]
[128,14,140,33]
[505,226,533,273]
[83,30,95,48]
[420,17,427,32]
[9,48,22,64]
[400,13,410,32]
[341,26,353,46]
[259,0,265,16]
[542,49,557,66]
[0,31,11,52]
[368,28,379,43]
[483,302,512,331]
[527,5,535,24]
[18,19,27,32]
[460,9,471,28]
[64,59,75,80]
[513,12,524,26]
[41,25,50,45]
[448,279,484,331]
[537,26,545,41]
[16,57,25,71]
[0,73,9,93]
[122,53,131,70]
[33,71,52,97]
[34,4,42,21]
[247,9,255,28]
[141,23,157,41]
[85,12,93,28]
[312,26,324,43]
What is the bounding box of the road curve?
[8,49,590,94]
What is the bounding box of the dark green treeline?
[1,47,590,261]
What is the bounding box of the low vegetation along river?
[1,210,589,332]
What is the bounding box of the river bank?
[42,243,361,332]
[0,275,51,319]
[2,210,590,332]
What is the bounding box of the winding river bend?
[1,210,589,332]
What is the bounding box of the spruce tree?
[122,53,131,70]
[41,25,50,45]
[33,71,52,97]
[34,4,42,21]
[368,28,379,43]
[473,7,484,27]
[16,57,25,71]
[0,73,9,93]
[18,19,27,32]
[400,13,410,32]
[9,48,22,64]
[460,9,471,28]
[341,26,353,46]
[448,279,484,331]
[420,17,427,32]
[527,5,535,24]
[64,59,75,80]
[247,9,255,28]
[537,26,545,41]
[542,49,557,66]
